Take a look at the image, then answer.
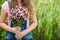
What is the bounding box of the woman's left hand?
[15,30,27,39]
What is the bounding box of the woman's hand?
[15,30,27,39]
[12,27,21,34]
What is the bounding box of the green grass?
[0,0,60,40]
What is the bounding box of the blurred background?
[0,0,60,40]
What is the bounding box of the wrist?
[8,27,16,33]
[24,28,30,34]
[7,26,13,33]
[11,28,16,33]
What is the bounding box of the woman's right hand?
[12,27,21,34]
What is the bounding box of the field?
[0,0,60,40]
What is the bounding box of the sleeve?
[2,1,9,13]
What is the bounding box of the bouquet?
[9,6,28,27]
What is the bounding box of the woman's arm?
[24,6,37,34]
[0,9,19,33]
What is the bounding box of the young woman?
[0,0,37,40]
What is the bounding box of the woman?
[0,0,37,40]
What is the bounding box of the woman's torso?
[2,1,30,28]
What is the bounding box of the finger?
[16,28,21,32]
[15,34,20,39]
[15,36,19,39]
[15,27,21,30]
[15,27,20,29]
[15,28,20,31]
[12,27,19,31]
